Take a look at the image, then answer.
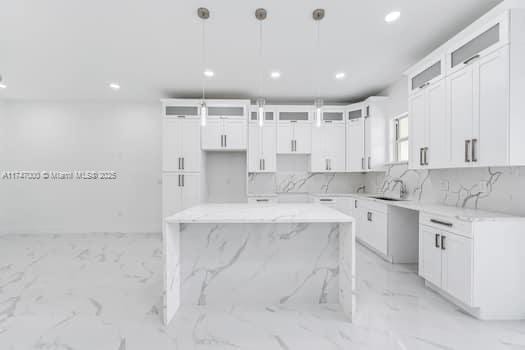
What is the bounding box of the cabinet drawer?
[420,212,472,238]
[360,199,388,214]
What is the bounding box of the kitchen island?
[163,203,355,325]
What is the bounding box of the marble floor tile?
[1,233,524,349]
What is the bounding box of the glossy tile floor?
[1,233,524,349]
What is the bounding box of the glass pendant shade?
[315,98,323,127]
[200,101,208,127]
[257,98,266,127]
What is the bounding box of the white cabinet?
[419,217,473,307]
[248,118,276,172]
[361,208,388,256]
[162,173,201,218]
[419,226,444,287]
[363,97,388,171]
[163,117,201,172]
[408,78,448,169]
[448,46,509,167]
[346,104,365,172]
[441,232,473,306]
[348,197,419,263]
[311,109,345,172]
[418,210,525,320]
[277,108,312,154]
[201,117,247,151]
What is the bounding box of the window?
[392,113,409,162]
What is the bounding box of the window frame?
[392,112,409,163]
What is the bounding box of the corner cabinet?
[248,107,277,173]
[311,108,346,172]
[201,105,248,151]
[276,107,312,154]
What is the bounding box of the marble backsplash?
[366,163,525,216]
[248,172,366,195]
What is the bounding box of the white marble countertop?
[166,203,355,224]
[309,192,523,221]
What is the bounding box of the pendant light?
[198,7,210,127]
[255,8,267,127]
[313,9,325,128]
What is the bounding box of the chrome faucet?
[356,185,366,193]
[392,179,408,199]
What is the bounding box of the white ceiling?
[0,0,502,103]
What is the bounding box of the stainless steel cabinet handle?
[178,174,181,187]
[435,234,440,248]
[354,200,358,208]
[320,198,333,202]
[441,235,446,250]
[178,157,181,170]
[260,159,262,170]
[294,140,297,152]
[424,147,428,166]
[419,82,430,89]
[465,140,471,162]
[430,219,453,227]
[224,135,227,148]
[463,54,480,65]
[220,135,223,147]
[291,140,293,152]
[420,148,423,166]
[361,157,365,170]
[367,212,372,221]
[472,139,478,162]
[262,159,265,170]
[182,157,184,170]
[256,199,269,202]
[368,156,371,170]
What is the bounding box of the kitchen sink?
[369,196,404,201]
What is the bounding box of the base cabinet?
[347,197,418,263]
[419,224,473,306]
[418,212,525,320]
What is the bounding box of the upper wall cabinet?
[346,103,365,172]
[311,108,346,172]
[406,7,525,169]
[408,57,445,95]
[162,104,202,173]
[409,78,449,169]
[363,97,388,171]
[248,106,277,173]
[201,103,248,151]
[277,106,312,154]
[446,13,509,76]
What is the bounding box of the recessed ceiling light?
[335,72,346,80]
[270,71,281,79]
[385,11,401,23]
[109,83,120,90]
[203,69,215,78]
[0,83,6,89]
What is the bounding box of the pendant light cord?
[316,20,321,100]
[258,20,263,100]
[201,19,206,100]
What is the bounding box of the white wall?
[0,101,162,234]
[380,77,409,119]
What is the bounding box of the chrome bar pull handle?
[472,139,478,162]
[435,234,440,248]
[465,140,471,163]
